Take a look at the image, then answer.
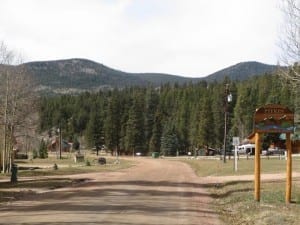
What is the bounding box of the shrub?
[85,160,91,166]
[53,163,58,170]
[39,139,48,159]
[32,149,38,159]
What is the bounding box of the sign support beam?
[286,133,292,204]
[254,132,261,202]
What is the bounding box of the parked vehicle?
[237,144,255,155]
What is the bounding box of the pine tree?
[125,91,145,155]
[149,110,163,153]
[161,122,179,156]
[85,109,103,148]
[197,94,214,148]
[144,88,159,151]
[104,90,121,153]
[38,139,48,159]
[175,101,189,153]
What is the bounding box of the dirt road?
[0,158,221,225]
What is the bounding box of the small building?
[245,132,300,154]
[47,138,72,152]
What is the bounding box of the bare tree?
[279,0,300,80]
[279,0,300,129]
[0,42,38,173]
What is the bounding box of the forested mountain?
[1,58,278,94]
[22,58,192,94]
[39,73,294,156]
[204,61,279,82]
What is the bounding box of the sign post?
[233,137,240,172]
[254,132,261,201]
[253,104,294,203]
[286,133,292,203]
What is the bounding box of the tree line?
[39,73,295,156]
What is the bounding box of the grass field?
[0,153,134,178]
[183,156,300,176]
[181,157,300,225]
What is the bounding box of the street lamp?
[57,126,62,159]
[223,84,232,163]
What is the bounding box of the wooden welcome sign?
[253,104,294,204]
[254,104,294,133]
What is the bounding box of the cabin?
[48,138,72,152]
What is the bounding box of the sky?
[0,0,284,77]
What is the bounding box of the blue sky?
[0,0,284,77]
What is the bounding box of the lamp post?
[223,84,232,163]
[57,126,62,159]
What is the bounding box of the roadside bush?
[53,163,58,170]
[32,149,38,159]
[39,139,48,159]
[85,160,91,166]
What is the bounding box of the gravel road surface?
[0,158,221,225]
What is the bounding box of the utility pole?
[223,84,232,163]
[57,124,62,159]
[59,124,62,159]
[2,73,9,173]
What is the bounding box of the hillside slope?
[204,61,279,82]
[23,58,192,94]
[0,59,280,94]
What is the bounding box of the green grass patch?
[181,158,300,225]
[182,157,300,176]
[211,179,300,225]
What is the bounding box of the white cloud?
[0,0,283,77]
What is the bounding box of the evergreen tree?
[197,94,214,148]
[104,90,121,153]
[233,84,256,139]
[85,109,103,148]
[176,95,190,154]
[161,122,179,156]
[210,84,225,148]
[125,91,146,155]
[149,110,163,153]
[38,139,48,159]
[144,88,159,150]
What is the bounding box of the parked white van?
[238,144,255,155]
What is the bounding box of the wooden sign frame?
[254,104,294,133]
[253,104,294,204]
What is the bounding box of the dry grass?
[182,157,300,176]
[181,157,300,225]
[0,154,134,203]
[0,153,133,178]
[211,179,300,225]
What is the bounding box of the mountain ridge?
[1,58,280,94]
[205,61,279,82]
